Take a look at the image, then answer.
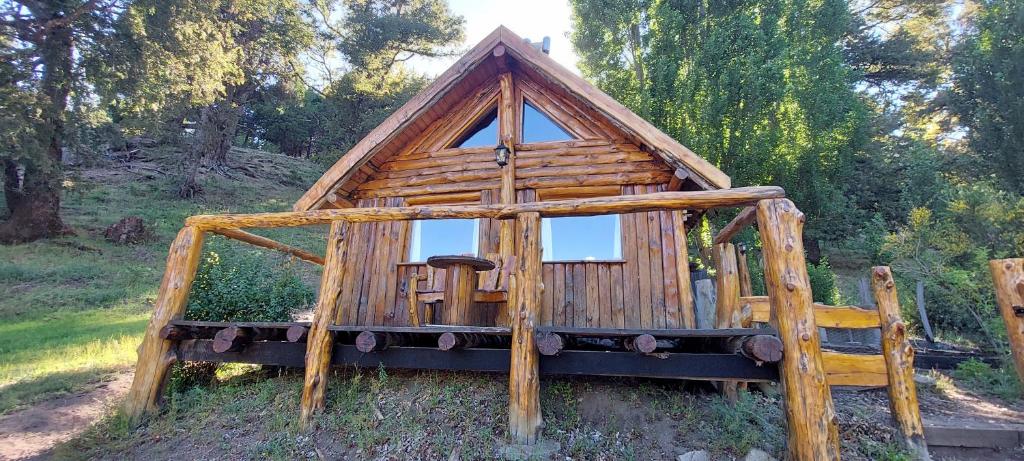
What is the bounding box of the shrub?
[807,257,839,305]
[954,358,1022,401]
[185,250,314,322]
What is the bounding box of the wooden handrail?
[185,186,785,230]
[211,228,325,265]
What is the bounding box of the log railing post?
[713,242,742,400]
[755,199,840,461]
[124,226,205,422]
[300,221,351,427]
[508,212,542,444]
[871,266,930,460]
[736,243,754,298]
[990,259,1024,384]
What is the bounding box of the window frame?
[541,214,624,263]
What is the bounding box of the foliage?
[570,0,870,245]
[882,184,1024,340]
[952,0,1024,195]
[954,358,1023,401]
[186,250,314,322]
[807,257,839,304]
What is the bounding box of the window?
[408,219,480,262]
[541,215,621,261]
[452,108,498,148]
[522,101,572,143]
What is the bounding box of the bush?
[807,257,839,305]
[185,250,314,322]
[954,358,1022,401]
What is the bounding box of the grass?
[0,147,325,414]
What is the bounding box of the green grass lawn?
[0,149,326,414]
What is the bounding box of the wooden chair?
[406,252,517,326]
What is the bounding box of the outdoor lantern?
[494,141,510,167]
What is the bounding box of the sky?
[406,0,582,76]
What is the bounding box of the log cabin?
[124,27,930,460]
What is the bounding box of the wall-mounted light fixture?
[494,141,510,167]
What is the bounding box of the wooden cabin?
[293,26,730,332]
[125,27,931,460]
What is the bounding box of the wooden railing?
[125,186,871,459]
[715,207,930,460]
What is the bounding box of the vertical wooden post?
[713,242,741,400]
[300,221,351,427]
[736,243,754,298]
[872,267,930,461]
[509,212,542,444]
[673,210,697,328]
[989,258,1024,385]
[124,226,205,421]
[755,199,840,461]
[498,72,517,259]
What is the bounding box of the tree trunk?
[179,85,250,198]
[0,22,71,243]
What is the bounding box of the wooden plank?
[124,226,205,421]
[598,264,612,329]
[872,266,930,459]
[552,263,566,327]
[572,264,587,328]
[516,151,654,168]
[757,198,840,460]
[672,210,695,328]
[646,199,667,329]
[620,187,641,329]
[585,263,600,327]
[822,351,888,387]
[542,263,554,326]
[355,171,672,199]
[192,186,788,229]
[660,209,681,328]
[634,208,654,329]
[741,296,883,329]
[610,264,626,328]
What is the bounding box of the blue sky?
[407,0,581,76]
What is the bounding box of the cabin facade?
[124,27,931,461]
[293,27,729,332]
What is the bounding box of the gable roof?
[294,26,730,211]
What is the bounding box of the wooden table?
[427,255,496,325]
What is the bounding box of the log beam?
[185,187,786,230]
[672,210,696,328]
[299,221,351,427]
[508,212,543,444]
[756,199,840,461]
[211,228,324,265]
[124,226,205,422]
[736,244,754,298]
[713,206,756,245]
[873,266,931,460]
[498,72,517,260]
[535,331,565,356]
[624,334,658,353]
[989,258,1024,386]
[713,242,742,400]
[212,326,251,353]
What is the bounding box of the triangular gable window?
[522,101,573,143]
[452,107,499,148]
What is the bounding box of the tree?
[0,0,122,243]
[952,0,1024,195]
[570,0,868,251]
[92,0,313,197]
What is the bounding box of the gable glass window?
[541,215,621,261]
[452,108,499,148]
[408,219,480,262]
[522,101,572,143]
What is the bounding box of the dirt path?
[0,372,132,461]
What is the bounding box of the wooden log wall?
[328,73,697,331]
